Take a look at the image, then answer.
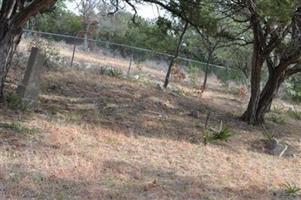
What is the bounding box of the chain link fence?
[19,29,247,89]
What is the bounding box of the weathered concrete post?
[16,47,45,103]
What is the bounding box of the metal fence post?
[127,54,133,78]
[70,38,77,67]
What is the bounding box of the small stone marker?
[16,47,45,103]
[189,110,201,119]
[268,138,288,158]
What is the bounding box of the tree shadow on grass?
[38,70,256,144]
[3,68,299,152]
[34,69,301,156]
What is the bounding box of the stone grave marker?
[16,47,45,103]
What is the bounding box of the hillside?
[0,65,300,200]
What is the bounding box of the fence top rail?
[23,29,241,71]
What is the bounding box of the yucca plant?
[283,182,300,197]
[211,127,232,141]
[203,120,232,145]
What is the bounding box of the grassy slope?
[0,67,300,200]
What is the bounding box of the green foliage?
[6,92,29,111]
[285,76,301,102]
[257,0,294,24]
[0,122,40,135]
[32,3,81,36]
[204,123,232,145]
[29,37,66,68]
[203,128,232,144]
[211,127,232,141]
[156,17,173,35]
[288,108,301,120]
[97,12,177,55]
[270,114,286,124]
[98,67,123,78]
[215,67,246,84]
[282,182,301,197]
[216,46,251,84]
[187,64,200,87]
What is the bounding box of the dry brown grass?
[1,45,301,199]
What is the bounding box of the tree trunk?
[163,22,188,88]
[241,47,264,124]
[164,58,175,88]
[0,0,57,101]
[241,4,301,125]
[242,65,285,125]
[201,50,213,91]
[255,69,285,123]
[0,27,22,101]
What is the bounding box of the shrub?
[187,64,200,87]
[270,114,286,124]
[97,66,124,78]
[288,108,301,120]
[6,92,29,111]
[106,68,123,78]
[284,76,301,102]
[28,37,66,68]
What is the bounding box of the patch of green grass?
[283,182,300,197]
[0,122,40,135]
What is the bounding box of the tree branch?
[12,0,57,29]
[285,64,301,77]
